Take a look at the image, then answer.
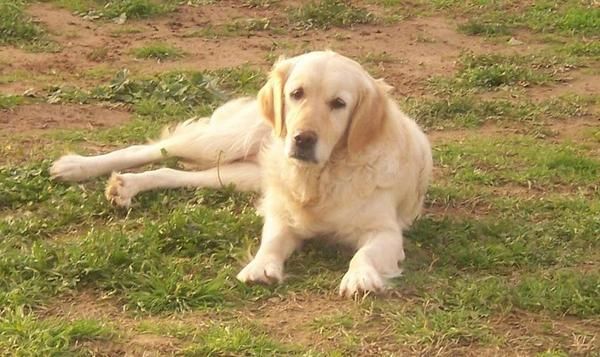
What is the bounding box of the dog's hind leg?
[104,162,261,207]
[49,135,195,182]
[50,114,269,182]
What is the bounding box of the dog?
[50,51,433,297]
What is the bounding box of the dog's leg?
[236,215,300,284]
[50,143,170,182]
[51,120,267,182]
[339,229,405,298]
[105,162,260,207]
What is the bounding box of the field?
[0,0,599,355]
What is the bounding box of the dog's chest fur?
[260,141,400,237]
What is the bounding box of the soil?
[0,103,131,132]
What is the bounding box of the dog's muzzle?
[289,130,318,163]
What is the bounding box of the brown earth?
[0,103,130,132]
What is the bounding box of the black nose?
[293,130,317,150]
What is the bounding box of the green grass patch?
[393,307,498,347]
[0,0,57,51]
[46,66,265,144]
[290,0,375,30]
[87,46,110,61]
[403,94,595,129]
[137,319,310,355]
[0,95,24,110]
[132,42,185,61]
[523,1,600,36]
[182,325,302,355]
[0,0,40,44]
[46,66,265,130]
[55,0,176,20]
[559,40,600,58]
[435,135,600,188]
[0,311,114,355]
[185,18,275,39]
[458,19,511,36]
[514,270,600,316]
[434,0,598,36]
[429,53,576,92]
[0,164,266,312]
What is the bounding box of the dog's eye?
[330,98,346,110]
[290,88,304,100]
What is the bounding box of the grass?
[182,325,302,355]
[393,307,498,347]
[378,0,599,37]
[458,19,511,36]
[0,0,41,45]
[0,95,25,110]
[559,40,600,58]
[87,46,109,61]
[523,1,600,36]
[54,0,177,19]
[290,0,375,30]
[132,42,185,61]
[2,131,598,354]
[0,311,114,355]
[402,94,596,129]
[44,66,265,138]
[185,17,276,39]
[0,0,57,51]
[428,53,579,92]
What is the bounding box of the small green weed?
[186,18,274,39]
[0,95,24,110]
[458,19,511,36]
[290,0,375,30]
[62,0,176,20]
[132,42,185,61]
[87,46,110,61]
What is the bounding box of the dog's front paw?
[105,173,137,207]
[339,265,385,298]
[236,258,284,285]
[50,154,93,182]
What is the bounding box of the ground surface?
[0,0,599,356]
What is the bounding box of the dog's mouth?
[289,150,318,164]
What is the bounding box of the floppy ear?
[347,80,389,154]
[258,58,294,138]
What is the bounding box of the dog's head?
[258,51,390,165]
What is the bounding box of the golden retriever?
[50,51,433,297]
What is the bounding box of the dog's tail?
[158,116,210,141]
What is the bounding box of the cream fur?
[50,51,433,298]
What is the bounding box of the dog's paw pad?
[236,259,283,285]
[339,266,385,298]
[105,173,136,207]
[50,154,92,182]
